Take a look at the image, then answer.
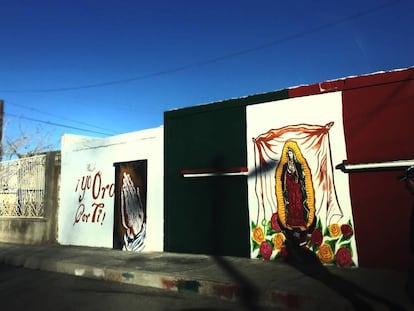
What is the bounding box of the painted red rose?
[311,229,323,247]
[270,213,281,232]
[341,224,353,238]
[336,247,353,267]
[260,241,273,260]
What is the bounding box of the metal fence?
[0,155,46,217]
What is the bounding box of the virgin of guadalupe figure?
[282,148,308,227]
[276,141,315,232]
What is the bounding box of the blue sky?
[0,0,413,153]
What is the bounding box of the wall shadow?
[207,158,264,311]
[282,233,408,311]
[171,157,409,311]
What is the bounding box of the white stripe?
[183,172,249,178]
[339,159,414,171]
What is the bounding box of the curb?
[0,252,354,311]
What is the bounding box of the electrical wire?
[5,112,115,136]
[0,0,399,94]
[6,101,118,135]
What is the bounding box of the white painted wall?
[58,127,164,251]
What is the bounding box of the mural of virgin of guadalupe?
[282,148,308,227]
[276,140,316,235]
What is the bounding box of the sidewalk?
[0,242,411,311]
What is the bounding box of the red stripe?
[288,67,414,98]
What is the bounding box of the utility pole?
[0,100,3,161]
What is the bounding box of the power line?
[0,0,399,94]
[5,113,115,136]
[6,101,118,135]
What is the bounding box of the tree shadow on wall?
[207,158,264,311]
[168,158,266,311]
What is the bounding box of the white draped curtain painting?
[247,92,358,267]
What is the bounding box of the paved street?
[0,264,270,311]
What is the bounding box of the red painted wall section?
[342,77,414,271]
[342,74,414,163]
[289,67,414,99]
[289,67,414,270]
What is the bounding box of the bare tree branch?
[2,118,57,160]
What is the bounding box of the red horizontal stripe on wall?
[288,67,414,99]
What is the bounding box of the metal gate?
[0,155,46,217]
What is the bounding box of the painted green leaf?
[252,239,259,251]
[324,226,330,237]
[267,228,276,236]
[340,242,352,252]
[251,221,257,230]
[325,239,338,253]
[339,234,352,243]
[266,222,272,234]
[316,218,322,230]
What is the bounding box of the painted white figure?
[121,172,146,251]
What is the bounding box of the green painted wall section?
[164,90,288,257]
